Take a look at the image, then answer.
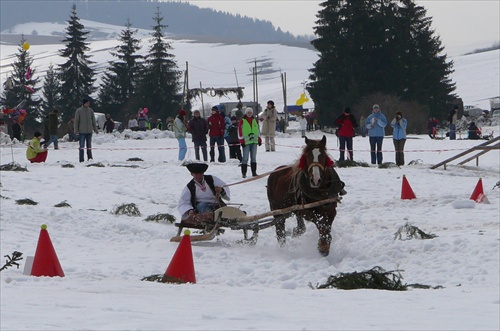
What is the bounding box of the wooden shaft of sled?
[235,197,340,223]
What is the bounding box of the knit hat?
[245,107,253,115]
[344,107,351,114]
[186,162,209,174]
[231,116,237,120]
[34,131,42,137]
[211,106,219,111]
[267,100,275,106]
[178,109,186,117]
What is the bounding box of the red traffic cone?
[470,178,484,202]
[163,230,196,283]
[30,224,65,277]
[401,175,416,200]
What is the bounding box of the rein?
[223,165,293,188]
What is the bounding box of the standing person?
[427,117,439,139]
[335,107,358,161]
[448,105,458,140]
[178,162,230,223]
[26,132,48,163]
[103,114,115,133]
[67,117,78,142]
[156,118,163,130]
[279,117,287,133]
[44,109,59,149]
[173,109,188,161]
[227,116,242,162]
[137,110,149,131]
[365,104,387,165]
[74,98,98,163]
[207,106,226,163]
[167,117,174,131]
[238,107,262,178]
[188,110,208,162]
[128,116,138,131]
[11,119,22,141]
[221,111,231,146]
[261,100,277,152]
[298,114,307,138]
[42,115,50,145]
[390,111,408,166]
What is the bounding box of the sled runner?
[170,197,341,244]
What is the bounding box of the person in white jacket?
[298,114,307,138]
[178,163,230,223]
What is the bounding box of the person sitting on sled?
[178,162,230,223]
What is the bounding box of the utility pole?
[252,60,258,113]
[281,72,287,121]
[199,81,205,118]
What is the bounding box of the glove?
[239,139,245,147]
[258,137,262,146]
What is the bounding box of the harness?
[296,167,344,204]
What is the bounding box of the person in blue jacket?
[390,111,408,166]
[365,104,387,165]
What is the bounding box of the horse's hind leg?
[292,215,306,237]
[275,216,287,247]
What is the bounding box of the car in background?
[463,105,484,118]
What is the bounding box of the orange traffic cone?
[470,178,484,202]
[401,175,416,200]
[163,230,196,283]
[30,224,65,277]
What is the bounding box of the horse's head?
[298,135,334,188]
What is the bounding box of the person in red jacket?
[335,107,358,161]
[207,106,226,163]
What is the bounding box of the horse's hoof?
[318,242,330,256]
[277,237,286,247]
[292,227,306,237]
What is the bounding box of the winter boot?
[251,162,258,177]
[241,164,248,178]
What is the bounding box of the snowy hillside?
[1,20,499,112]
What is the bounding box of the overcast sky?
[185,0,499,55]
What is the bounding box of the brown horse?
[266,135,345,256]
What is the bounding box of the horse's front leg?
[316,218,333,256]
[292,215,306,237]
[274,216,287,247]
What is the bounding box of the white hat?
[245,107,253,115]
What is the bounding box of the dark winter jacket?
[103,119,115,133]
[188,116,208,142]
[48,111,59,135]
[227,123,239,144]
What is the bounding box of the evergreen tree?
[308,0,455,126]
[0,36,42,135]
[98,19,143,121]
[41,64,62,116]
[58,4,96,116]
[136,7,181,121]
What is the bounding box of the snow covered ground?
[0,122,499,330]
[1,20,499,331]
